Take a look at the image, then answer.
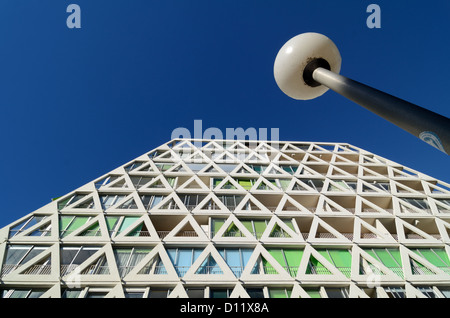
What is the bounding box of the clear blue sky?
[1,0,450,227]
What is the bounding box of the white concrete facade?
[1,138,450,298]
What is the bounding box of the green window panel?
[305,289,321,298]
[413,249,450,267]
[60,216,90,237]
[253,220,267,238]
[105,216,120,232]
[241,220,253,234]
[270,224,291,238]
[284,249,303,268]
[81,223,101,236]
[212,219,225,235]
[59,216,73,232]
[118,216,140,233]
[269,288,292,298]
[266,248,303,277]
[307,256,332,275]
[127,223,144,237]
[213,178,223,187]
[238,180,253,190]
[225,223,243,237]
[366,249,402,267]
[262,256,277,274]
[317,249,352,277]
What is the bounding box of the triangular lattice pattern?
[1,138,450,298]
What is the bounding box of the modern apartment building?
[1,138,450,298]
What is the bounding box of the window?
[364,248,403,278]
[61,289,83,298]
[247,165,267,174]
[124,290,146,298]
[316,249,352,278]
[261,248,303,277]
[269,288,291,298]
[100,194,126,210]
[210,288,232,298]
[86,291,109,298]
[58,193,94,209]
[304,288,321,298]
[2,245,49,276]
[9,215,49,238]
[130,176,153,189]
[417,287,438,298]
[299,179,324,192]
[59,215,91,237]
[247,288,264,298]
[178,194,207,210]
[186,163,206,173]
[216,195,245,211]
[167,248,203,277]
[240,219,268,239]
[149,288,172,298]
[325,287,349,298]
[154,163,174,172]
[385,287,405,298]
[217,164,237,173]
[140,195,166,210]
[218,248,253,278]
[186,288,205,298]
[125,161,145,172]
[438,288,450,298]
[412,248,450,269]
[363,181,390,192]
[280,165,297,175]
[1,288,45,298]
[60,246,103,276]
[114,248,151,277]
[400,198,430,213]
[328,180,356,192]
[436,199,450,213]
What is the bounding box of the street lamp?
[273,32,450,155]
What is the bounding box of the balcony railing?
[157,231,197,239]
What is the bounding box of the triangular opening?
[195,255,223,275]
[126,222,151,237]
[306,255,332,275]
[138,254,167,275]
[251,256,280,275]
[117,197,138,209]
[19,255,52,276]
[269,223,291,238]
[78,221,102,237]
[80,254,110,275]
[174,222,198,238]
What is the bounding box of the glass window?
[113,248,151,277]
[385,287,405,298]
[62,289,83,298]
[186,288,204,298]
[247,288,264,298]
[325,287,348,298]
[167,248,203,277]
[218,248,253,278]
[149,288,171,298]
[1,288,45,298]
[417,287,437,298]
[8,215,48,238]
[269,288,291,298]
[210,289,231,298]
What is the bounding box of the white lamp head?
[273,32,342,100]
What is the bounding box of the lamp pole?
[273,33,450,154]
